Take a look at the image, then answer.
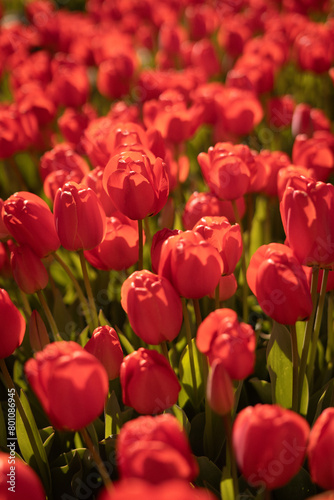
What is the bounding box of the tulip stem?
[160,341,169,361]
[326,291,334,364]
[307,268,329,385]
[78,250,99,330]
[232,200,248,323]
[222,413,239,500]
[289,323,299,413]
[215,284,220,310]
[203,356,215,459]
[298,266,319,411]
[193,299,202,327]
[36,290,61,342]
[53,252,91,326]
[182,298,198,405]
[138,219,144,270]
[81,427,112,490]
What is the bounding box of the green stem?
[53,252,91,326]
[36,290,61,342]
[182,298,198,405]
[298,266,319,411]
[307,268,329,384]
[326,290,334,365]
[81,427,112,489]
[290,324,299,413]
[160,341,169,361]
[215,283,220,310]
[193,298,202,327]
[232,200,248,322]
[19,289,32,319]
[222,413,239,500]
[138,219,144,270]
[203,356,215,459]
[144,217,152,248]
[78,250,99,330]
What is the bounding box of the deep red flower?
[292,134,334,182]
[0,288,25,359]
[84,325,123,381]
[0,452,45,500]
[10,244,48,294]
[308,408,334,490]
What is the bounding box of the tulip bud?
[10,245,48,294]
[84,325,123,380]
[120,348,181,414]
[0,452,45,500]
[308,408,334,490]
[54,181,106,251]
[206,360,234,415]
[29,310,50,352]
[117,414,198,483]
[0,289,25,359]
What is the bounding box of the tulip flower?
[117,414,198,483]
[280,178,334,268]
[232,404,310,490]
[0,288,25,359]
[196,308,256,380]
[193,216,242,275]
[158,231,223,299]
[308,407,334,490]
[247,243,313,324]
[25,341,109,431]
[151,228,182,273]
[0,199,10,240]
[120,348,181,414]
[84,325,123,381]
[10,244,48,294]
[121,270,183,345]
[0,452,45,500]
[206,359,234,415]
[292,135,334,182]
[28,310,50,352]
[54,181,106,251]
[103,150,169,221]
[98,479,217,500]
[3,192,60,258]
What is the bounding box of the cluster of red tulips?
[0,0,334,498]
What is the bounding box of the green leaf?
[266,322,308,414]
[98,309,111,327]
[39,427,55,458]
[105,391,122,438]
[164,405,191,435]
[274,467,317,500]
[249,378,272,404]
[115,325,135,354]
[221,470,235,500]
[179,339,205,409]
[196,456,222,496]
[311,378,334,425]
[16,390,51,495]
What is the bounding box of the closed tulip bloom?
[84,325,123,380]
[121,270,183,345]
[120,348,181,414]
[232,404,310,490]
[98,479,217,500]
[0,452,45,500]
[280,178,334,268]
[206,359,234,415]
[308,408,334,490]
[158,231,223,299]
[29,310,50,352]
[3,192,60,258]
[247,243,313,325]
[54,181,106,251]
[193,216,242,275]
[117,414,198,483]
[10,245,48,294]
[0,199,10,240]
[196,308,256,380]
[150,228,182,274]
[0,289,25,359]
[103,150,169,220]
[25,341,109,430]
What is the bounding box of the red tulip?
[25,341,109,430]
[247,243,313,324]
[292,134,334,182]
[308,408,334,490]
[10,244,48,295]
[193,216,242,275]
[120,348,181,414]
[0,452,45,500]
[208,274,238,301]
[3,192,60,258]
[117,414,198,483]
[121,270,183,345]
[98,479,217,500]
[84,325,123,381]
[0,288,25,359]
[82,166,117,217]
[28,310,50,352]
[280,178,334,267]
[54,181,106,251]
[196,308,256,380]
[206,359,234,415]
[158,231,223,299]
[232,404,310,490]
[151,228,182,274]
[103,150,169,220]
[0,198,10,240]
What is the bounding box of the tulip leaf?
[115,325,135,354]
[196,456,222,496]
[273,467,317,500]
[39,426,55,457]
[266,322,308,414]
[16,389,51,495]
[249,378,272,404]
[164,405,191,435]
[179,339,205,409]
[220,470,234,500]
[105,391,122,438]
[310,378,334,425]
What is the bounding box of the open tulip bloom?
[1,1,334,499]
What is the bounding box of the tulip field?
[1,0,334,498]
